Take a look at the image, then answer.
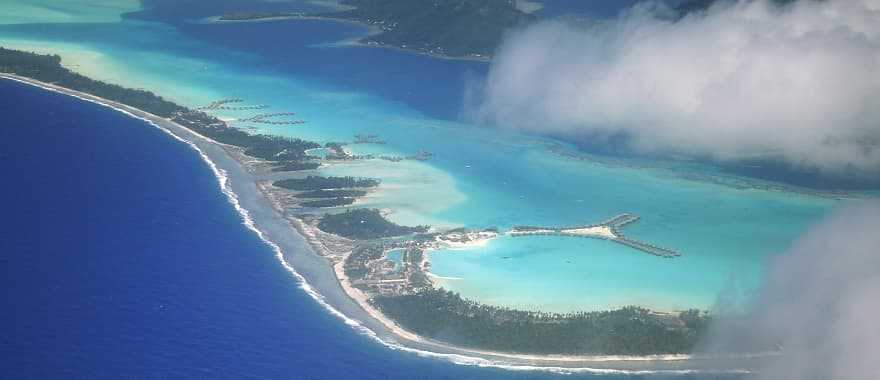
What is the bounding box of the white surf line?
[1,74,753,375]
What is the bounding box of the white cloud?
[473,0,880,175]
[705,201,880,379]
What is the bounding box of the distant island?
[323,0,536,58]
[1,46,708,358]
[216,0,809,61]
[218,0,537,60]
[216,1,806,60]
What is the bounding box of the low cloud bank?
[472,0,880,175]
[705,201,880,379]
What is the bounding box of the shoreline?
[205,14,492,63]
[0,73,760,374]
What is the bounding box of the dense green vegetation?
[181,120,320,171]
[318,208,428,239]
[345,244,427,282]
[326,0,536,58]
[373,288,709,355]
[300,197,356,208]
[274,176,380,191]
[187,124,319,162]
[0,47,321,171]
[1,47,182,117]
[344,244,386,279]
[297,189,368,198]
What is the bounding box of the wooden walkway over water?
[509,213,681,258]
[198,99,305,125]
[197,98,268,111]
[238,112,306,125]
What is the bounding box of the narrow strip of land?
[0,46,754,370]
[510,213,681,258]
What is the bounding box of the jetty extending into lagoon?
[197,98,305,125]
[510,213,681,258]
[197,98,268,111]
[239,112,306,125]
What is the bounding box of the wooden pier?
[509,213,681,258]
[197,98,268,111]
[238,112,306,125]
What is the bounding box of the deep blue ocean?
[0,79,741,379]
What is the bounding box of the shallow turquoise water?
[430,147,832,311]
[0,2,842,312]
[0,0,140,25]
[387,249,404,272]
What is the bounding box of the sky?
[473,0,880,177]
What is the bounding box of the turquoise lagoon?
[0,0,140,25]
[0,1,843,313]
